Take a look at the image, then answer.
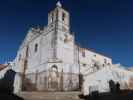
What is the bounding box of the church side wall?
[27,35,42,70]
[15,47,27,73]
[23,30,54,91]
[40,31,54,65]
[24,30,54,73]
[14,29,55,91]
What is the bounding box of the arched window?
[62,12,66,21]
[34,43,38,52]
[51,65,58,72]
[94,55,96,57]
[51,13,54,23]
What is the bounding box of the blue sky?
[0,0,133,67]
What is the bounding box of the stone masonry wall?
[22,71,79,91]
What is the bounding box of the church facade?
[13,2,112,92]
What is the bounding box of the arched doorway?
[49,65,59,91]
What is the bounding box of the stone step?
[18,91,84,100]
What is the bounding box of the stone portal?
[48,65,59,91]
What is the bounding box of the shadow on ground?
[79,90,133,100]
[79,80,133,100]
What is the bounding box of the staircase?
[19,91,84,100]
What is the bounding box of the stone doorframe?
[48,65,60,91]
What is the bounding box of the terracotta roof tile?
[0,64,7,71]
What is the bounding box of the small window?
[94,55,96,57]
[83,64,86,67]
[62,12,66,21]
[34,43,38,52]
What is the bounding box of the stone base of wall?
[128,77,133,90]
[22,71,79,91]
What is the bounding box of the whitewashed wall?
[82,64,133,95]
[78,47,112,75]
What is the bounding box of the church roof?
[75,43,111,59]
[127,67,133,72]
[0,64,8,71]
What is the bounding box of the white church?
[7,1,133,95]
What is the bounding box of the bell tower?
[48,1,70,32]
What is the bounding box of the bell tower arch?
[48,1,70,32]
